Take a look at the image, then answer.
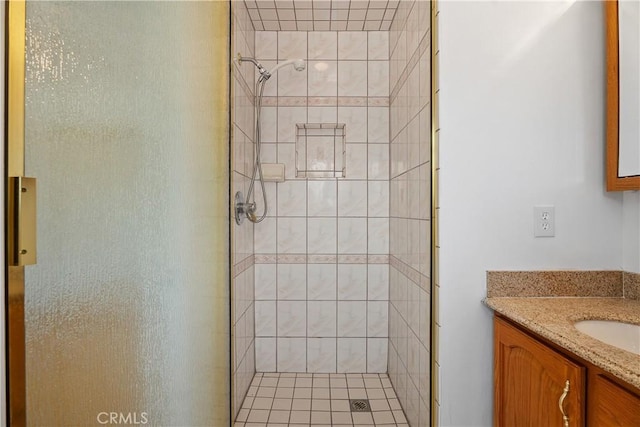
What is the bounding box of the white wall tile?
[278,301,307,337]
[368,218,389,255]
[255,217,277,253]
[308,264,337,300]
[367,264,389,300]
[419,51,431,110]
[408,116,420,170]
[418,107,431,164]
[308,301,337,337]
[337,338,367,372]
[278,31,307,60]
[408,331,420,384]
[277,143,297,179]
[256,31,278,59]
[256,337,277,372]
[408,219,420,268]
[277,66,308,96]
[277,180,307,217]
[277,263,307,300]
[255,300,277,336]
[307,338,337,373]
[260,142,278,164]
[417,286,429,338]
[367,301,388,337]
[337,264,367,300]
[277,337,307,372]
[278,107,307,143]
[419,351,430,412]
[277,217,307,253]
[255,263,277,300]
[308,106,338,124]
[338,61,368,96]
[337,301,367,337]
[368,107,389,143]
[338,180,368,217]
[338,107,367,143]
[368,61,389,96]
[368,31,389,60]
[337,218,368,254]
[260,106,278,142]
[367,338,388,373]
[407,66,420,122]
[346,144,368,179]
[368,144,389,180]
[309,31,337,59]
[338,32,368,60]
[308,180,337,216]
[368,181,389,219]
[308,218,337,253]
[308,61,337,96]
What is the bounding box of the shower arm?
[237,54,271,81]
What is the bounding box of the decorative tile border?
[389,255,430,290]
[623,271,640,300]
[261,96,389,108]
[254,253,389,264]
[486,271,624,298]
[278,96,308,106]
[233,254,255,278]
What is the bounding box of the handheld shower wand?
[234,54,307,225]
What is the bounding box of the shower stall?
[230,1,434,425]
[3,0,435,425]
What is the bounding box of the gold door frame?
[5,0,27,425]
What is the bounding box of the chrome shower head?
[292,59,306,71]
[237,54,306,82]
[269,58,306,75]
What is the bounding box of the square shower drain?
[349,399,371,412]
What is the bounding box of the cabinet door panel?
[494,317,585,427]
[588,372,640,426]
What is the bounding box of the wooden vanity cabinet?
[494,315,640,427]
[494,316,585,427]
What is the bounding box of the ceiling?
[244,0,400,31]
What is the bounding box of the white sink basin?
[574,320,640,355]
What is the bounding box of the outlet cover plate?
[534,205,555,237]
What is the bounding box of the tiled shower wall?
[232,1,256,417]
[388,0,432,426]
[252,30,391,374]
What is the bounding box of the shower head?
[268,58,306,75]
[237,54,306,82]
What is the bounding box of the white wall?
[438,1,623,425]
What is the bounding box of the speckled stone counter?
[484,297,640,390]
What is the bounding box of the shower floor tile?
[234,373,410,427]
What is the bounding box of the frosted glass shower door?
[7,1,231,425]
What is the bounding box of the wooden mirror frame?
[606,0,640,191]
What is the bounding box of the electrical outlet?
[534,205,555,237]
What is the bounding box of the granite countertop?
[484,296,640,390]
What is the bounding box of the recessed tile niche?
[295,123,346,178]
